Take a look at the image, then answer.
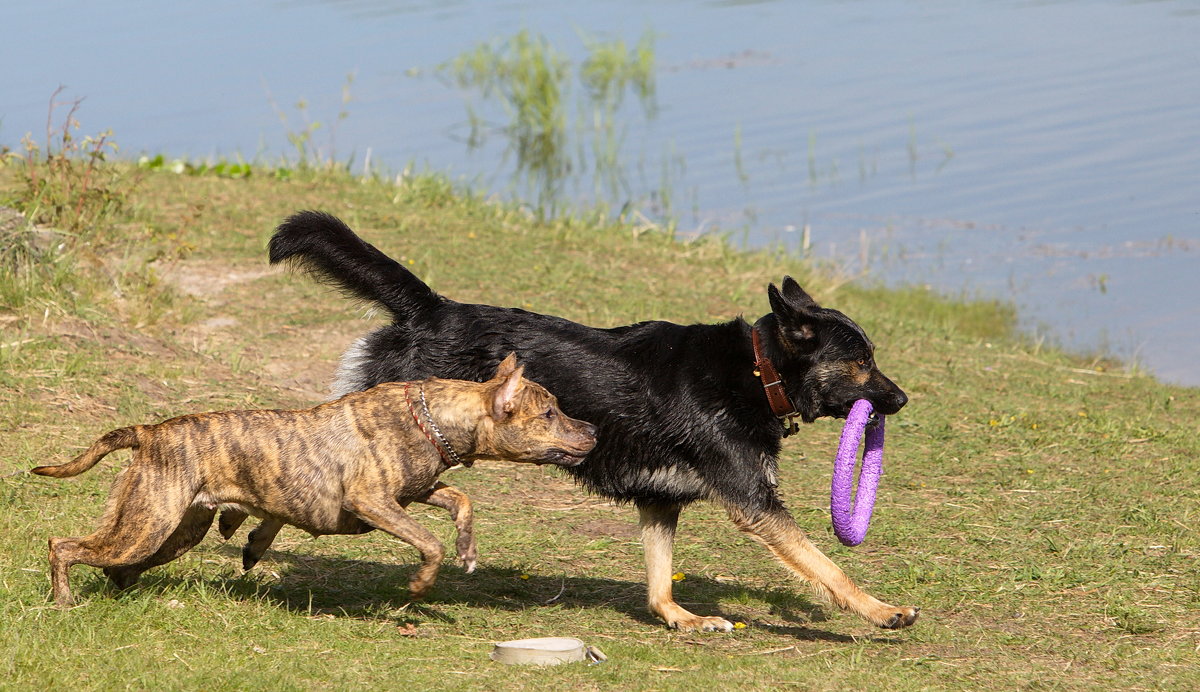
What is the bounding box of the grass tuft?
[7,88,135,233]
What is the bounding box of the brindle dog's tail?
[31,427,139,478]
[269,210,441,325]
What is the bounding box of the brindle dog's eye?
[544,408,556,420]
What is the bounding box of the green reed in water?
[440,29,657,217]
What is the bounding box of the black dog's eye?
[856,358,868,367]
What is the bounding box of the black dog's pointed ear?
[768,277,820,316]
[767,283,790,317]
[781,276,820,309]
[768,278,821,352]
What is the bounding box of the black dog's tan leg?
[347,496,445,600]
[217,509,249,540]
[638,502,734,632]
[728,506,919,629]
[241,517,285,571]
[411,482,476,573]
[103,505,217,590]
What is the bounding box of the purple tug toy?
[831,399,885,546]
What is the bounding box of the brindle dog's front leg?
[241,517,286,571]
[728,506,920,629]
[217,509,249,541]
[406,482,475,573]
[637,501,735,632]
[218,509,287,571]
[226,483,476,574]
[346,496,445,599]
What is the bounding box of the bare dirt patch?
[48,316,180,361]
[460,462,605,509]
[573,516,640,539]
[152,257,365,403]
[260,354,338,403]
[161,259,275,299]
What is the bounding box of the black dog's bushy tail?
[269,210,441,323]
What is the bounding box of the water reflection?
[439,29,658,215]
[2,0,1197,384]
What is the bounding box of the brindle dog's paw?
[456,536,477,574]
[880,607,921,629]
[103,566,140,590]
[242,544,263,572]
[407,580,434,602]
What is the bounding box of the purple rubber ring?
[831,399,885,546]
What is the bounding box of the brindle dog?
[31,355,597,608]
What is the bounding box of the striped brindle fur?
[31,354,597,608]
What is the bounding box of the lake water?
[4,1,1198,385]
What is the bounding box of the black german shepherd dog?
[261,210,919,631]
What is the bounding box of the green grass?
[1,163,1198,690]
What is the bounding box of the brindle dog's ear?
[492,352,520,381]
[491,364,526,421]
[768,277,822,353]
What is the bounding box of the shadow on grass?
[78,541,864,643]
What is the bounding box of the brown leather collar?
[752,327,798,419]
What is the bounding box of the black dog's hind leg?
[637,501,735,632]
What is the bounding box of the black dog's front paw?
[881,607,921,629]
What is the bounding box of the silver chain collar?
[418,387,469,468]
